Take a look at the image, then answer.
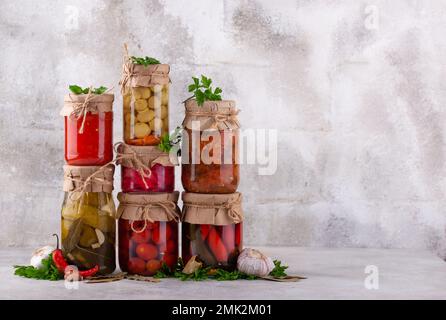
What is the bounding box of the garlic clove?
[91,229,105,249]
[237,248,275,277]
[30,245,55,269]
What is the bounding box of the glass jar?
[181,99,240,193]
[61,192,116,275]
[122,164,174,193]
[123,85,169,146]
[182,128,239,193]
[117,144,176,193]
[63,94,114,165]
[182,223,243,270]
[119,220,178,275]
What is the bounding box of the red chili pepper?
[222,224,235,253]
[52,234,69,274]
[200,225,211,240]
[207,227,228,263]
[78,265,99,278]
[52,234,99,278]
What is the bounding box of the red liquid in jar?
[121,164,174,193]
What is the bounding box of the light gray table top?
[1,247,445,300]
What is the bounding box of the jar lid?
[183,99,240,131]
[116,142,177,169]
[60,93,114,116]
[117,192,180,223]
[181,192,243,226]
[63,164,115,194]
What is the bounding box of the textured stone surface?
[1,1,446,256]
[2,247,446,299]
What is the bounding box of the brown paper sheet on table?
[117,192,181,223]
[183,99,240,131]
[181,192,243,226]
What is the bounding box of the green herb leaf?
[69,85,83,94]
[131,56,161,67]
[269,260,288,278]
[68,85,108,95]
[187,75,223,106]
[13,254,62,281]
[157,126,182,153]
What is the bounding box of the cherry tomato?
[163,254,177,269]
[151,226,165,245]
[131,228,151,244]
[166,239,177,254]
[136,243,158,261]
[146,259,162,275]
[128,257,146,274]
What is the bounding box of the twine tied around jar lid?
[183,99,241,131]
[61,87,114,134]
[63,164,115,201]
[117,192,181,233]
[114,142,152,189]
[119,43,170,94]
[181,192,244,226]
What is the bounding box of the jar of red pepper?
[117,192,181,276]
[61,92,114,166]
[181,192,243,270]
[116,143,176,193]
[181,99,240,194]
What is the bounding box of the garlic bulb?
[237,248,275,277]
[30,246,54,269]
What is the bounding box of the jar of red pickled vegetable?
[120,51,170,146]
[61,93,114,166]
[181,99,240,194]
[62,164,116,275]
[116,143,177,193]
[181,192,243,270]
[117,192,180,276]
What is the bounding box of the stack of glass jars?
[117,58,179,276]
[61,91,116,275]
[181,99,244,270]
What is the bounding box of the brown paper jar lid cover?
[117,192,181,222]
[63,164,115,194]
[181,192,243,226]
[120,63,170,91]
[183,99,240,131]
[116,143,177,169]
[60,93,114,116]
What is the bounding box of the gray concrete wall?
[1,0,445,257]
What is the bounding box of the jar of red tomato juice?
[62,93,114,165]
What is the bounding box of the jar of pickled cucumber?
[116,143,177,193]
[181,99,240,194]
[117,192,180,276]
[62,165,116,275]
[61,93,114,166]
[120,56,170,146]
[181,192,243,270]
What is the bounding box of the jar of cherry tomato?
[120,55,170,146]
[181,192,243,270]
[116,143,176,193]
[62,165,116,275]
[61,93,114,166]
[181,99,240,194]
[117,192,180,275]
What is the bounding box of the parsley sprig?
[154,258,287,281]
[131,56,161,66]
[188,75,222,106]
[69,85,108,95]
[13,254,62,281]
[158,126,182,153]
